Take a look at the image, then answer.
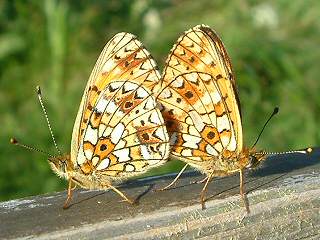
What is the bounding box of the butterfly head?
[48,154,72,179]
[246,149,267,169]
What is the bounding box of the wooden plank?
[1,148,319,239]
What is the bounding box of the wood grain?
[1,148,319,239]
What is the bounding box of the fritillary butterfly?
[17,32,170,208]
[155,25,266,212]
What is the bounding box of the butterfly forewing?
[72,33,161,156]
[161,25,235,87]
[158,25,242,162]
[71,33,168,177]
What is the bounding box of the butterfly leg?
[200,172,214,210]
[154,164,189,191]
[72,184,77,191]
[106,184,135,205]
[191,176,208,185]
[63,178,75,209]
[239,169,250,214]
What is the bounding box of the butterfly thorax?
[48,154,114,189]
[49,154,116,189]
[229,147,267,172]
[195,147,267,176]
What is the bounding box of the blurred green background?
[1,0,319,201]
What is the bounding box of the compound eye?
[248,155,258,168]
[61,161,67,173]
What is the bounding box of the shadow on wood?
[1,148,319,239]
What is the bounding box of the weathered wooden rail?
[1,148,319,239]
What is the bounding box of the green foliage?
[0,0,319,201]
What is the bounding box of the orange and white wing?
[161,24,235,87]
[159,72,239,163]
[71,33,168,176]
[157,25,242,161]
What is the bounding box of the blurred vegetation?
[1,0,319,201]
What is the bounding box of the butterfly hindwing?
[159,72,237,163]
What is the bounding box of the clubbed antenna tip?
[306,147,313,153]
[9,137,54,157]
[10,137,18,144]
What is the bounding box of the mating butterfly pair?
[15,25,267,211]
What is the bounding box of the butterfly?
[154,25,266,212]
[13,32,170,208]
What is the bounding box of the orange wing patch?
[77,80,169,177]
[161,25,235,88]
[76,33,161,148]
[158,70,238,170]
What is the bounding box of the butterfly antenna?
[10,137,54,158]
[36,86,62,156]
[251,107,279,148]
[263,147,313,156]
